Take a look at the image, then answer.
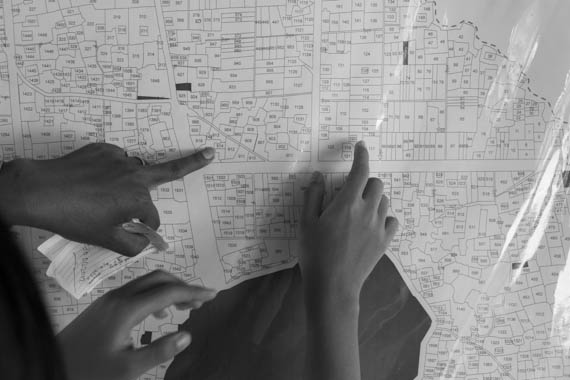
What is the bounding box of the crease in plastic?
[377,1,570,378]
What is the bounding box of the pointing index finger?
[141,147,215,186]
[341,141,370,197]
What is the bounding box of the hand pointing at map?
[0,143,216,257]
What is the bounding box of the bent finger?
[384,216,399,242]
[378,194,390,221]
[114,270,184,297]
[362,177,384,208]
[128,332,191,376]
[141,147,215,186]
[138,203,160,231]
[125,283,217,327]
[302,171,325,225]
[106,227,150,257]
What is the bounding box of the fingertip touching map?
[2,0,570,379]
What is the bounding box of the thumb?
[302,171,325,225]
[106,227,150,257]
[129,331,191,374]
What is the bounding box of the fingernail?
[122,222,147,234]
[122,222,137,231]
[201,147,215,160]
[153,308,169,319]
[176,333,191,351]
[356,140,366,149]
[310,171,323,183]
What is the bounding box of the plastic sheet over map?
[1,0,570,379]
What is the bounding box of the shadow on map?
[166,255,431,380]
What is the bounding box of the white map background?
[2,0,570,379]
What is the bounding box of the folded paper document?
[38,220,168,299]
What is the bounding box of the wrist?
[304,289,360,334]
[302,267,362,300]
[303,279,361,314]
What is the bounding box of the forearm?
[0,159,38,226]
[299,143,395,380]
[305,290,361,380]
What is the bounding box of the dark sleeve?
[0,222,67,380]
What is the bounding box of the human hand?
[300,141,399,302]
[1,143,214,256]
[57,270,217,380]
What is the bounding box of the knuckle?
[347,202,363,218]
[97,142,113,149]
[81,143,100,153]
[99,142,123,154]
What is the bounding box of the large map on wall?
[1,1,569,379]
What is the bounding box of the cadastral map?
[1,0,569,379]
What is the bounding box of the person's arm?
[299,141,399,380]
[304,286,360,380]
[57,270,217,380]
[0,158,36,226]
[0,143,215,256]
